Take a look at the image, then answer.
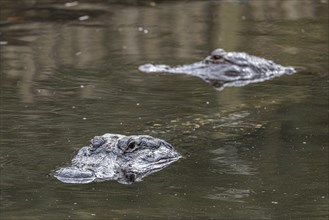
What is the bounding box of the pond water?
[0,0,328,219]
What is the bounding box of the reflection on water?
[206,187,253,203]
[210,144,257,176]
[1,0,328,219]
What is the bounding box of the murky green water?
[0,0,328,219]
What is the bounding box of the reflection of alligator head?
[139,48,296,91]
[54,134,181,184]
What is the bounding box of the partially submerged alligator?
[54,134,181,184]
[139,48,296,90]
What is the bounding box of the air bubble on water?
[65,1,79,7]
[0,41,8,45]
[79,15,89,21]
[83,117,87,120]
[75,51,82,56]
[144,29,149,34]
[80,85,84,88]
[136,103,140,106]
[138,27,143,31]
[271,201,278,204]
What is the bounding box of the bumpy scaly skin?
[138,48,296,91]
[54,134,181,184]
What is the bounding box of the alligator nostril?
[91,136,105,149]
[126,173,136,182]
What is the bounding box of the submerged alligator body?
[139,48,296,91]
[54,134,181,184]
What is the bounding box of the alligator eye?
[128,142,135,149]
[212,55,222,60]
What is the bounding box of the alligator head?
[54,134,181,184]
[138,48,296,91]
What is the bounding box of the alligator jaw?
[118,155,181,184]
[54,167,96,184]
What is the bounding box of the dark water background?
[0,0,328,219]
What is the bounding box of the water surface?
[0,0,328,219]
